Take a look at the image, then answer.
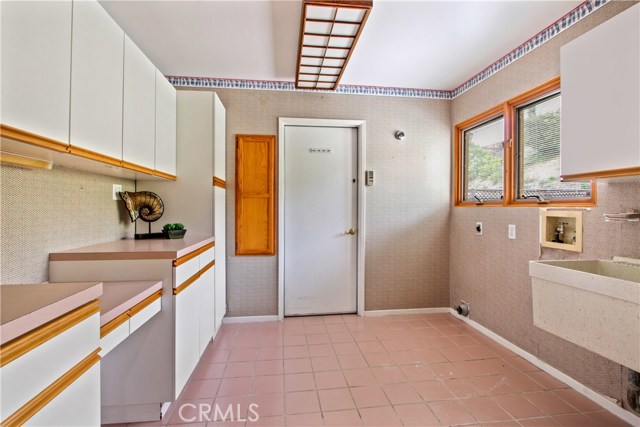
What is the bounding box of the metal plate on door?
[309,148,333,153]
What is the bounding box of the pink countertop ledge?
[100,280,163,326]
[49,235,215,261]
[1,282,103,345]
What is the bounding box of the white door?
[283,126,358,316]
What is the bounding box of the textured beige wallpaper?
[450,0,640,410]
[210,89,452,316]
[0,165,135,284]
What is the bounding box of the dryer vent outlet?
[456,300,470,317]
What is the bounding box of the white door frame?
[278,117,366,320]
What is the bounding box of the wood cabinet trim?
[122,160,156,176]
[99,312,129,338]
[0,124,68,153]
[173,271,199,296]
[1,125,177,180]
[173,242,215,267]
[561,166,640,181]
[128,290,162,317]
[173,260,216,296]
[155,170,177,180]
[68,145,121,167]
[0,300,100,367]
[0,348,101,427]
[213,176,226,189]
[200,260,215,275]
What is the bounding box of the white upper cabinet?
[70,0,124,160]
[561,4,640,179]
[213,93,227,179]
[0,1,72,144]
[155,71,177,176]
[123,36,156,170]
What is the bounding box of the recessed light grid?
[296,1,372,90]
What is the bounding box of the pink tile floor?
[128,313,633,426]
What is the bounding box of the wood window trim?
[454,77,597,208]
[454,104,508,207]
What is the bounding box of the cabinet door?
[26,363,101,427]
[70,0,124,160]
[0,0,72,144]
[214,187,227,330]
[123,36,156,170]
[155,71,177,176]
[213,93,226,179]
[198,266,216,355]
[561,3,640,177]
[174,281,200,398]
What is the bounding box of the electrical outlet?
[508,224,516,239]
[112,184,122,200]
[475,222,482,235]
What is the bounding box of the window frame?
[454,77,597,208]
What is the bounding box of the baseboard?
[222,315,279,324]
[449,309,640,426]
[363,307,451,317]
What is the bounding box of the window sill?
[454,200,596,208]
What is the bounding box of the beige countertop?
[49,235,215,261]
[101,280,163,326]
[1,282,103,345]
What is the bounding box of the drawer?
[199,246,215,268]
[129,297,161,334]
[174,255,200,288]
[100,319,129,357]
[26,361,100,426]
[0,310,99,420]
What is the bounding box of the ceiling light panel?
[295,0,372,91]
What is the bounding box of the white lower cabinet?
[199,265,216,356]
[48,240,219,423]
[0,308,100,427]
[26,363,101,427]
[173,245,216,397]
[174,278,201,397]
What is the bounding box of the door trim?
[278,118,366,320]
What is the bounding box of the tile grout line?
[449,309,640,427]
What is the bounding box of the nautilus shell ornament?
[119,191,164,223]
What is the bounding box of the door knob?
[346,228,357,235]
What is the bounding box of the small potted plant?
[162,223,187,239]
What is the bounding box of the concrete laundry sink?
[529,257,640,371]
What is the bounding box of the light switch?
[508,224,516,239]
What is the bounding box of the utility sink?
[529,257,640,371]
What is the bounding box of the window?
[463,116,504,202]
[454,77,596,207]
[515,93,592,201]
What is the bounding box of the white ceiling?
[100,0,584,91]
